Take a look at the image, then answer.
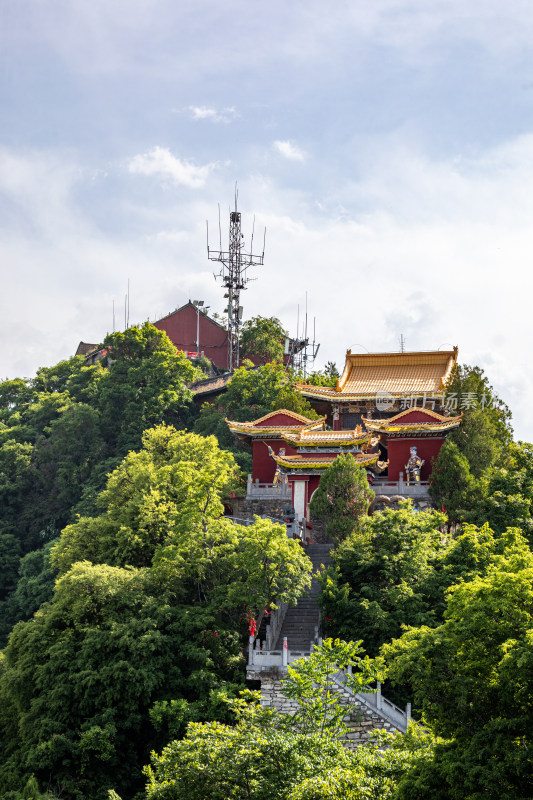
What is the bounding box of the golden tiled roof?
[226,409,325,438]
[362,407,462,434]
[282,428,371,447]
[248,409,322,426]
[271,451,379,470]
[298,348,458,400]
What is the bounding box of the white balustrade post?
[347,665,353,676]
[399,471,404,493]
[247,474,252,495]
[376,681,382,710]
[248,635,254,665]
[405,702,411,724]
[282,637,288,667]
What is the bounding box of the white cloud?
[188,105,236,123]
[3,133,533,443]
[128,147,214,188]
[273,140,306,162]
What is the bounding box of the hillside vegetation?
[0,336,531,799]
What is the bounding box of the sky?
[2,0,533,439]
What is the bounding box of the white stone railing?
[372,471,430,498]
[248,636,314,669]
[263,602,289,651]
[335,670,411,733]
[247,641,411,733]
[247,475,291,500]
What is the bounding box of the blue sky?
[2,0,533,439]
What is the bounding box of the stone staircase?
[248,540,413,744]
[274,543,333,651]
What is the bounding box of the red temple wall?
[392,409,445,423]
[252,440,297,483]
[387,438,444,482]
[255,412,309,427]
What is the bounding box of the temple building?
[362,406,462,484]
[226,410,326,484]
[298,348,458,430]
[227,411,382,521]
[227,347,462,520]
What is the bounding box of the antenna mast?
[207,187,265,371]
[290,295,320,376]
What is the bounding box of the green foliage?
[0,561,241,799]
[309,454,374,542]
[320,502,447,655]
[0,427,311,800]
[383,531,533,799]
[429,440,479,525]
[469,441,533,540]
[296,361,339,387]
[143,682,430,800]
[240,316,287,363]
[51,425,241,573]
[99,323,198,455]
[223,362,317,420]
[3,541,57,630]
[281,638,384,738]
[0,326,200,643]
[155,516,312,622]
[444,364,512,478]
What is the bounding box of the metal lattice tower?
[207,191,265,371]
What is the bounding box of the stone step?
[274,543,333,650]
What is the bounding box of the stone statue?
[405,446,424,485]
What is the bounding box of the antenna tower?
[207,188,266,371]
[290,295,320,378]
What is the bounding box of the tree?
[309,454,374,542]
[51,425,241,574]
[240,316,287,364]
[0,513,311,798]
[280,638,384,738]
[1,541,57,640]
[383,530,533,800]
[429,440,479,526]
[0,561,244,800]
[155,516,312,624]
[444,364,512,478]
[98,323,198,456]
[297,362,339,387]
[222,362,317,421]
[319,502,447,656]
[143,644,425,800]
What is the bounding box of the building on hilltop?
[154,301,229,370]
[227,409,383,522]
[227,410,326,485]
[227,347,462,520]
[298,348,458,429]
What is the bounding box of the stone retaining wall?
[254,669,400,749]
[232,497,288,520]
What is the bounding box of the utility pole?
[207,188,265,371]
[192,300,205,355]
